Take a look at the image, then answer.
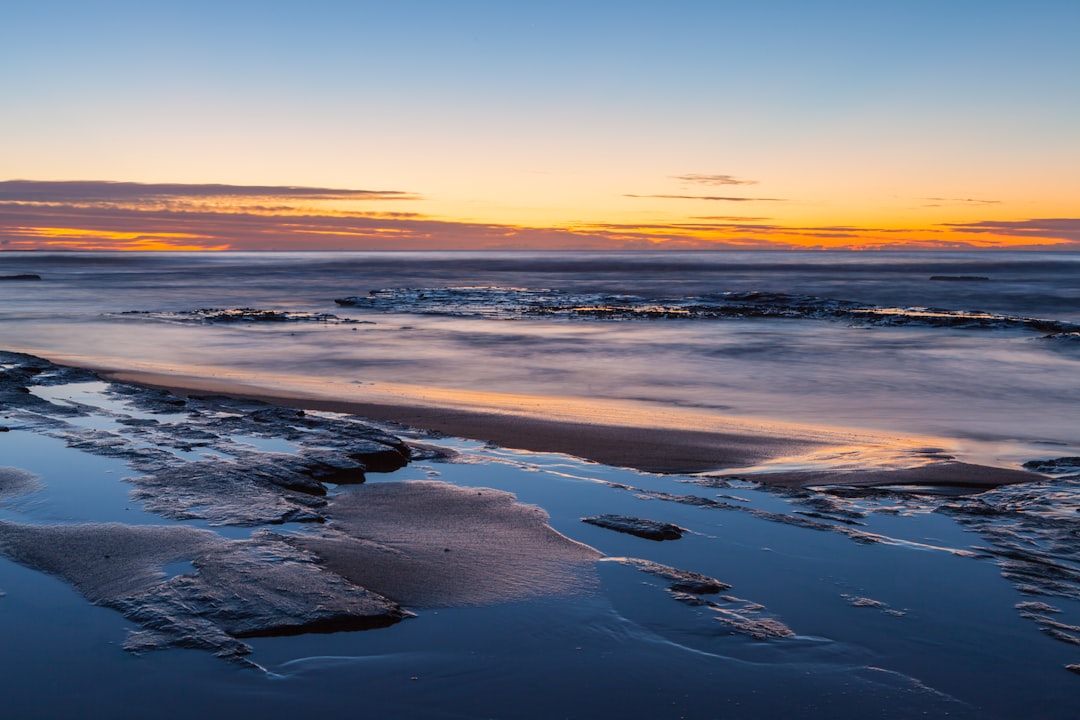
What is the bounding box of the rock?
[0,273,41,281]
[119,308,363,324]
[1023,457,1080,477]
[347,440,409,473]
[607,557,730,594]
[129,456,330,526]
[335,286,1080,336]
[0,521,407,663]
[582,514,685,540]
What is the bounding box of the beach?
[2,250,1080,718]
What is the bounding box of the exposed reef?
[0,521,408,663]
[608,557,729,594]
[1023,457,1080,477]
[335,286,1080,337]
[603,557,795,640]
[0,273,42,281]
[118,308,368,324]
[0,351,600,663]
[582,514,686,541]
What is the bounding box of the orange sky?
[1,181,1077,252]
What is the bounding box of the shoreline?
[95,367,819,474]
[78,363,1046,488]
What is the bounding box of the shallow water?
[1,365,1079,717]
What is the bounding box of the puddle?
[227,435,299,454]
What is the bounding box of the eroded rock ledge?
[0,351,601,663]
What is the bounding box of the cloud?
[692,216,772,222]
[624,194,786,202]
[2,179,1074,251]
[0,180,419,203]
[941,218,1080,244]
[671,174,757,186]
[919,197,1001,208]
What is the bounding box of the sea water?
[1,250,1079,718]
[1,250,1078,458]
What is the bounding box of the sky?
[2,0,1078,251]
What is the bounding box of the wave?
[117,308,368,325]
[334,287,1080,336]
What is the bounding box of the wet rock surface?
[0,521,407,663]
[0,355,412,528]
[608,557,730,594]
[598,462,1080,654]
[0,351,598,663]
[604,557,794,640]
[676,467,1080,651]
[1023,457,1080,477]
[582,514,686,540]
[0,273,42,281]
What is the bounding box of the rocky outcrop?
[582,514,685,540]
[0,521,407,663]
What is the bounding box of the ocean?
[1,250,1079,718]
[2,250,1079,456]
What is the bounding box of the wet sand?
[88,365,1044,487]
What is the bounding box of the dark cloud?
[3,179,1074,251]
[0,180,419,203]
[671,174,757,186]
[692,216,772,221]
[941,218,1080,244]
[624,194,785,202]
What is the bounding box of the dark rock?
[582,514,685,541]
[119,308,363,325]
[929,275,990,282]
[1023,457,1080,477]
[609,557,730,594]
[0,273,41,281]
[0,521,407,663]
[334,286,1080,337]
[347,441,409,473]
[405,442,460,462]
[130,456,331,526]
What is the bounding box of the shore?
[84,363,1043,488]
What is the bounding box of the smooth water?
[2,251,1079,718]
[1,251,1078,462]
